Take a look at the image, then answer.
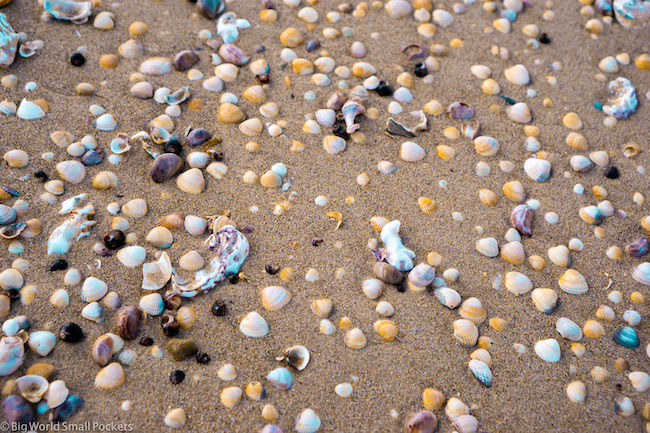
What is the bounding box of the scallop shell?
[344,328,366,349]
[631,262,650,285]
[503,180,526,202]
[531,288,558,314]
[56,160,86,184]
[95,362,124,390]
[374,320,398,342]
[453,319,478,347]
[16,99,45,120]
[15,375,49,403]
[505,271,533,295]
[240,312,269,337]
[534,338,561,362]
[238,118,263,136]
[311,299,333,317]
[295,409,321,433]
[80,277,108,302]
[220,386,243,408]
[459,298,487,324]
[146,226,174,249]
[566,381,587,403]
[434,287,461,309]
[524,158,552,182]
[261,286,292,311]
[28,331,57,356]
[500,241,525,264]
[122,199,147,218]
[556,318,583,341]
[44,380,69,409]
[548,245,571,268]
[139,293,164,316]
[476,238,499,257]
[468,359,493,387]
[558,269,588,295]
[176,168,205,195]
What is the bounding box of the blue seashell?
[0,13,19,67]
[16,99,45,120]
[53,395,84,423]
[81,148,105,166]
[43,0,92,24]
[501,9,517,22]
[266,367,292,390]
[0,336,24,376]
[217,13,249,43]
[2,395,34,424]
[595,0,613,13]
[613,0,650,28]
[187,128,212,147]
[603,77,638,118]
[468,359,493,387]
[612,326,639,348]
[196,0,226,19]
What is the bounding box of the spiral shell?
[261,286,292,311]
[558,269,588,295]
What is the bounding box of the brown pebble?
[99,54,119,69]
[165,338,198,361]
[129,21,148,36]
[76,82,95,96]
[614,357,629,371]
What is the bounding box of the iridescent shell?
[266,367,292,390]
[468,359,493,387]
[43,0,91,24]
[0,13,19,67]
[295,409,321,433]
[510,204,534,236]
[603,77,638,118]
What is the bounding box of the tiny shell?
[505,271,533,295]
[566,381,587,403]
[164,408,186,428]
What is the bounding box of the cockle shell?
[556,318,583,341]
[570,155,593,173]
[408,263,435,288]
[476,238,499,257]
[28,331,56,357]
[56,160,86,184]
[267,367,293,390]
[122,199,147,218]
[362,279,383,299]
[531,288,558,314]
[511,204,534,236]
[535,338,561,362]
[504,64,530,85]
[220,386,243,408]
[524,158,551,182]
[422,389,445,411]
[406,410,437,433]
[500,241,525,264]
[452,415,479,433]
[566,381,587,403]
[558,269,588,295]
[139,293,164,316]
[434,287,461,309]
[295,409,321,433]
[453,319,478,346]
[80,277,108,302]
[344,328,366,349]
[95,362,124,390]
[631,262,650,285]
[164,407,186,428]
[629,371,650,392]
[374,320,398,342]
[261,286,292,311]
[503,180,526,202]
[323,135,346,155]
[468,359,493,387]
[311,299,333,317]
[240,312,268,337]
[176,168,205,195]
[116,246,146,268]
[92,171,118,190]
[0,13,19,67]
[146,226,174,249]
[0,268,22,289]
[612,326,639,348]
[505,271,533,295]
[474,136,500,157]
[507,102,532,123]
[459,298,487,324]
[44,380,68,409]
[445,397,470,419]
[548,245,571,268]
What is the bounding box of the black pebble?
[332,123,350,140]
[59,323,84,343]
[306,40,320,52]
[312,238,323,246]
[170,370,186,384]
[49,259,68,272]
[7,289,19,300]
[163,139,182,155]
[34,170,49,182]
[376,81,393,97]
[397,281,407,293]
[104,230,126,249]
[255,45,266,54]
[70,52,85,67]
[414,63,428,77]
[228,274,239,284]
[265,265,279,275]
[604,166,619,179]
[211,301,227,317]
[195,351,211,364]
[539,33,551,44]
[139,336,154,346]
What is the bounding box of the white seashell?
[142,252,172,291]
[589,150,610,167]
[176,168,205,195]
[344,328,367,349]
[56,160,86,184]
[470,65,491,79]
[81,302,103,323]
[534,338,561,362]
[393,87,412,103]
[139,293,164,316]
[320,319,335,335]
[622,310,641,326]
[468,359,493,387]
[556,318,583,341]
[323,135,346,155]
[184,215,208,236]
[50,289,69,307]
[378,161,396,174]
[504,271,533,295]
[445,397,469,419]
[380,220,415,271]
[164,408,186,428]
[28,331,57,356]
[122,199,147,218]
[452,415,479,433]
[16,99,45,120]
[400,142,426,162]
[206,162,228,180]
[146,226,174,249]
[214,63,239,82]
[434,287,461,309]
[335,382,353,398]
[506,102,532,123]
[203,76,224,93]
[240,311,269,337]
[459,298,487,324]
[362,279,383,299]
[94,113,118,131]
[375,301,395,317]
[44,380,69,409]
[453,319,478,346]
[504,64,530,85]
[295,409,321,433]
[531,288,558,314]
[259,102,279,118]
[95,362,124,390]
[118,39,144,59]
[474,136,500,157]
[218,363,237,381]
[186,152,211,169]
[548,245,571,268]
[500,241,525,264]
[408,262,435,287]
[570,155,593,173]
[558,269,588,295]
[261,286,292,311]
[0,269,22,290]
[524,158,551,182]
[628,371,650,392]
[631,262,650,286]
[80,277,108,302]
[15,375,49,403]
[117,246,146,268]
[566,381,587,403]
[139,57,172,76]
[476,238,499,257]
[315,109,336,127]
[220,386,243,408]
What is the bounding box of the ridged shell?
[176,307,196,330]
[176,168,205,195]
[323,135,346,155]
[261,286,292,311]
[613,326,639,348]
[164,408,186,428]
[102,291,122,309]
[260,170,282,188]
[503,180,526,202]
[453,319,478,347]
[468,359,493,387]
[95,362,124,390]
[445,397,469,419]
[259,102,279,118]
[311,299,333,317]
[534,338,561,362]
[531,288,558,314]
[217,103,245,123]
[524,158,552,182]
[156,213,184,230]
[511,204,534,236]
[556,318,583,341]
[631,262,650,285]
[566,381,587,403]
[476,237,499,257]
[558,269,588,295]
[452,415,478,433]
[362,279,383,299]
[81,302,103,322]
[583,320,605,338]
[474,136,500,157]
[44,380,69,409]
[239,118,263,136]
[478,188,498,206]
[422,388,445,411]
[242,85,265,103]
[50,289,69,307]
[434,287,461,309]
[628,371,650,392]
[374,320,398,342]
[92,171,118,190]
[240,312,269,337]
[344,328,366,349]
[28,331,57,356]
[505,271,533,295]
[117,246,146,268]
[139,293,164,316]
[146,226,174,249]
[500,241,525,264]
[56,160,86,184]
[122,199,147,218]
[220,386,243,408]
[184,215,207,236]
[178,250,203,271]
[295,409,321,433]
[80,277,108,302]
[459,298,487,324]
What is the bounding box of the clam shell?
[176,168,205,195]
[242,85,265,103]
[408,262,435,287]
[95,362,124,390]
[28,331,56,356]
[556,318,583,341]
[56,160,86,184]
[164,408,186,428]
[214,63,239,82]
[92,334,115,366]
[558,269,588,295]
[177,307,197,329]
[323,135,346,155]
[139,293,164,316]
[80,277,108,302]
[445,398,469,420]
[548,245,571,268]
[476,237,499,257]
[406,411,438,433]
[122,199,147,218]
[315,109,336,127]
[452,415,478,433]
[116,246,146,268]
[206,162,228,180]
[0,204,17,225]
[218,363,237,381]
[631,262,650,285]
[583,320,605,338]
[422,389,445,411]
[92,171,118,190]
[500,241,525,264]
[459,298,487,324]
[362,279,383,299]
[184,215,207,236]
[139,57,172,76]
[311,299,333,317]
[284,345,310,371]
[474,136,500,157]
[81,302,103,323]
[116,307,141,340]
[468,359,493,387]
[566,381,587,403]
[4,149,28,168]
[179,250,204,271]
[524,158,552,182]
[629,371,650,392]
[186,152,211,169]
[261,286,292,311]
[531,288,558,314]
[374,320,398,342]
[217,103,245,123]
[295,409,321,433]
[375,301,394,317]
[240,311,269,337]
[503,180,526,202]
[220,386,243,408]
[569,155,593,173]
[16,99,45,120]
[400,141,426,162]
[245,381,265,401]
[44,380,69,409]
[267,367,293,390]
[260,170,282,188]
[453,319,478,346]
[373,262,403,285]
[344,328,367,349]
[434,287,461,309]
[612,326,639,348]
[146,226,174,249]
[507,102,532,123]
[94,113,117,131]
[15,375,49,403]
[505,271,533,295]
[259,102,279,118]
[504,64,530,85]
[50,289,69,307]
[534,338,561,362]
[0,268,23,290]
[238,118,263,136]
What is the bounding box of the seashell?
[19,285,37,305]
[596,305,616,321]
[95,362,124,390]
[44,380,68,409]
[179,250,204,271]
[459,298,487,324]
[566,132,588,151]
[0,268,22,290]
[558,269,588,295]
[344,328,366,349]
[214,63,239,82]
[511,204,534,236]
[80,277,108,302]
[0,205,17,226]
[375,300,395,317]
[238,118,263,136]
[15,375,49,403]
[16,99,45,120]
[102,292,122,309]
[566,381,586,403]
[556,318,583,341]
[220,386,243,408]
[139,57,172,76]
[531,288,558,314]
[400,142,426,162]
[28,331,56,356]
[615,396,635,417]
[184,215,207,236]
[631,262,650,285]
[302,119,321,135]
[362,279,383,300]
[407,262,435,289]
[374,320,398,342]
[500,241,525,264]
[146,226,174,249]
[217,103,245,123]
[506,102,532,123]
[373,261,403,285]
[217,363,237,381]
[341,98,365,133]
[311,299,333,318]
[92,334,115,366]
[139,293,164,316]
[524,158,551,182]
[583,320,605,338]
[603,77,637,119]
[569,155,593,173]
[534,338,561,362]
[116,307,141,340]
[43,180,64,196]
[625,236,649,257]
[164,86,190,106]
[81,302,103,323]
[284,345,310,371]
[468,359,493,387]
[240,312,268,337]
[434,287,462,309]
[476,238,499,257]
[504,64,531,85]
[406,410,438,433]
[245,381,265,401]
[93,113,117,131]
[267,367,292,390]
[505,271,533,295]
[422,389,445,411]
[142,252,172,291]
[92,171,118,190]
[164,408,186,428]
[204,162,227,182]
[472,136,500,157]
[50,289,69,308]
[629,371,650,392]
[295,409,320,433]
[176,168,205,195]
[613,326,639,348]
[56,160,86,184]
[176,307,196,330]
[453,319,478,346]
[203,76,224,93]
[578,206,602,225]
[0,335,24,376]
[323,135,346,155]
[259,102,279,118]
[452,415,478,433]
[502,181,525,203]
[261,286,291,311]
[547,245,571,268]
[122,199,147,218]
[445,397,469,420]
[315,109,336,128]
[4,149,28,168]
[118,39,143,59]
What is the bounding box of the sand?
[1,0,650,431]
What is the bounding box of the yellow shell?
[481,78,501,94]
[471,348,492,366]
[245,381,265,401]
[242,85,266,103]
[292,58,314,75]
[279,27,304,47]
[422,388,445,411]
[150,114,174,132]
[436,144,455,161]
[146,226,173,249]
[370,216,389,232]
[262,404,279,421]
[528,255,546,271]
[563,112,582,130]
[95,362,124,390]
[238,118,263,136]
[636,54,650,71]
[641,216,650,232]
[502,180,526,202]
[217,103,245,123]
[453,319,478,347]
[220,386,243,408]
[177,307,196,329]
[374,320,398,342]
[156,213,184,230]
[566,132,588,150]
[50,131,74,147]
[596,305,615,321]
[489,317,508,331]
[459,298,487,324]
[583,320,605,338]
[479,189,498,205]
[558,269,588,295]
[92,171,118,190]
[279,267,293,282]
[344,328,367,349]
[351,61,376,78]
[311,298,333,317]
[339,316,353,329]
[418,197,436,213]
[260,170,282,188]
[176,168,205,194]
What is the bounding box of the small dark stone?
[174,50,199,72]
[59,323,83,343]
[539,33,551,44]
[615,383,622,391]
[81,148,105,166]
[34,170,48,182]
[265,265,280,275]
[150,153,184,183]
[8,289,19,300]
[195,351,211,364]
[376,81,393,97]
[170,370,186,384]
[139,336,154,346]
[161,314,180,337]
[104,230,126,249]
[397,281,407,292]
[604,166,619,179]
[414,62,428,77]
[333,123,350,140]
[255,45,266,53]
[70,52,85,67]
[312,238,323,246]
[49,259,68,272]
[163,139,182,155]
[228,274,239,284]
[306,40,320,52]
[211,301,227,316]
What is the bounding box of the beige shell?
[179,250,204,271]
[479,188,498,205]
[177,307,197,329]
[566,381,587,403]
[260,170,282,188]
[121,199,147,218]
[422,388,446,411]
[445,397,469,419]
[583,320,605,338]
[92,171,118,190]
[95,362,124,390]
[500,241,525,264]
[220,386,243,408]
[56,160,86,184]
[217,363,237,381]
[374,320,398,342]
[471,348,492,367]
[475,237,499,258]
[44,380,69,409]
[528,255,546,271]
[238,118,263,136]
[239,312,269,337]
[344,328,367,349]
[176,168,205,194]
[558,269,588,295]
[502,180,525,202]
[164,408,186,428]
[214,63,239,82]
[146,226,174,249]
[15,375,49,403]
[261,286,292,311]
[245,381,265,401]
[44,180,65,196]
[505,271,533,295]
[566,132,588,150]
[217,103,245,123]
[242,85,266,103]
[596,305,615,321]
[156,213,184,230]
[4,149,29,168]
[453,319,479,347]
[459,298,487,324]
[531,288,558,314]
[262,404,279,422]
[50,289,69,308]
[548,245,571,268]
[311,298,333,317]
[259,102,279,118]
[206,162,228,180]
[50,131,75,147]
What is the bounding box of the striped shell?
[240,312,269,337]
[566,381,586,403]
[558,269,588,295]
[459,298,487,324]
[220,386,243,408]
[95,362,124,390]
[80,277,108,302]
[531,288,558,314]
[344,328,367,349]
[453,319,478,347]
[476,237,499,258]
[311,298,333,317]
[534,338,561,362]
[468,359,493,387]
[261,286,292,311]
[500,241,525,264]
[548,245,571,268]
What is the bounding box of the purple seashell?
[260,425,283,433]
[306,40,320,52]
[595,0,613,13]
[625,236,649,257]
[150,153,184,183]
[187,128,213,147]
[173,50,199,72]
[53,395,83,423]
[93,242,112,257]
[218,43,248,66]
[447,102,474,119]
[406,410,438,433]
[511,205,534,236]
[3,395,34,424]
[81,148,105,166]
